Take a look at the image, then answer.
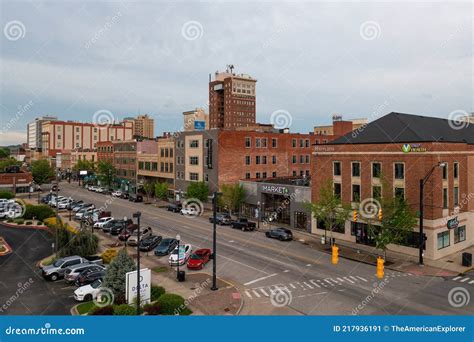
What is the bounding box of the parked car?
[96,187,106,193]
[209,213,232,225]
[75,269,105,287]
[64,263,105,284]
[231,218,257,231]
[74,279,102,302]
[167,203,182,213]
[93,217,114,229]
[51,184,60,192]
[41,255,101,281]
[107,219,133,235]
[88,186,97,192]
[128,194,143,202]
[75,207,95,220]
[68,200,83,210]
[265,227,293,241]
[169,244,192,266]
[127,226,153,246]
[111,190,122,197]
[139,235,162,252]
[73,203,93,212]
[187,248,211,270]
[41,194,53,204]
[120,192,130,199]
[118,225,138,241]
[154,238,178,256]
[180,207,199,216]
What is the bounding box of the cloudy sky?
[0,0,472,145]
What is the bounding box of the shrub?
[90,305,114,315]
[156,294,188,315]
[113,304,136,316]
[101,248,119,264]
[25,221,32,225]
[150,285,166,302]
[14,218,24,225]
[143,303,161,315]
[23,204,55,221]
[6,218,14,223]
[0,191,13,199]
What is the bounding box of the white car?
[74,279,103,302]
[169,244,192,266]
[93,217,114,229]
[88,186,97,192]
[180,207,199,216]
[111,190,122,197]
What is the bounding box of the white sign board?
[125,268,151,305]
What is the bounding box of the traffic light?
[353,210,358,222]
[332,245,339,265]
[376,256,384,279]
[378,208,383,221]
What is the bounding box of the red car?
[187,249,211,270]
[118,224,138,241]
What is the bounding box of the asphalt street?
[17,182,474,315]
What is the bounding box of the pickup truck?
[230,218,257,231]
[41,255,103,281]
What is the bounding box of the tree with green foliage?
[142,181,155,202]
[154,182,169,201]
[0,191,14,199]
[73,159,95,173]
[0,157,21,172]
[57,225,98,257]
[186,181,209,202]
[31,159,54,185]
[103,249,136,304]
[308,178,352,244]
[0,147,10,159]
[97,160,115,188]
[220,183,246,215]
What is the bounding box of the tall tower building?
[209,66,257,129]
[27,116,58,150]
[133,114,154,139]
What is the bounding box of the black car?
[209,213,232,225]
[167,203,182,213]
[75,269,105,287]
[265,227,293,241]
[41,193,54,204]
[128,194,143,202]
[107,219,133,235]
[120,192,129,199]
[68,200,83,210]
[154,238,178,256]
[139,235,162,252]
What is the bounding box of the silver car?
[127,227,153,246]
[64,263,105,284]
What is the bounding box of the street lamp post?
[211,191,221,291]
[257,201,260,230]
[132,211,141,315]
[419,162,446,266]
[176,234,181,281]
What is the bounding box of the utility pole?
[211,191,221,291]
[133,211,142,315]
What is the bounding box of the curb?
[37,254,56,268]
[0,237,13,256]
[0,221,50,233]
[70,304,80,316]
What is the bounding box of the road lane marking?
[252,290,261,298]
[306,264,312,267]
[259,288,269,297]
[245,290,252,298]
[337,277,344,282]
[303,282,314,289]
[459,277,469,283]
[453,276,462,280]
[243,273,277,286]
[469,280,474,284]
[309,280,321,288]
[324,279,336,286]
[289,283,296,289]
[283,270,289,273]
[356,276,367,282]
[343,277,355,284]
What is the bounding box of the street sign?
[194,120,205,130]
[125,268,151,305]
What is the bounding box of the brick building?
[311,112,474,261]
[96,141,114,162]
[113,140,137,193]
[133,114,154,139]
[137,137,175,188]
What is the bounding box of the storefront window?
[454,225,466,244]
[437,231,450,249]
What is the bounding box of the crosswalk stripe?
[356,276,367,282]
[252,290,261,298]
[453,276,462,281]
[343,277,355,284]
[245,291,252,298]
[459,277,470,283]
[349,276,359,281]
[469,280,474,284]
[260,288,269,297]
[324,279,337,286]
[303,282,314,289]
[309,280,321,288]
[337,277,344,282]
[289,283,296,289]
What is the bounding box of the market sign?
[447,217,459,230]
[261,184,290,195]
[126,268,151,305]
[402,143,427,153]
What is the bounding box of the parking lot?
[0,225,76,315]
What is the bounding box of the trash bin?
[178,270,186,282]
[462,252,472,267]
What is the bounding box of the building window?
[333,162,341,176]
[245,172,251,179]
[292,155,297,164]
[372,162,381,178]
[189,140,199,148]
[256,156,261,165]
[262,138,267,148]
[189,172,199,181]
[262,172,267,178]
[352,162,361,177]
[272,138,277,148]
[255,138,261,148]
[334,183,342,199]
[454,225,466,244]
[272,155,277,164]
[394,187,405,200]
[394,163,404,180]
[454,162,459,179]
[245,137,251,148]
[305,139,310,148]
[442,163,448,180]
[437,231,450,250]
[443,188,448,209]
[262,156,267,164]
[292,170,297,176]
[373,186,382,200]
[299,155,304,163]
[352,184,361,202]
[189,156,199,165]
[204,174,209,182]
[272,171,277,178]
[245,156,250,165]
[453,186,459,206]
[256,172,261,179]
[292,139,296,148]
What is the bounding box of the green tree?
[221,183,246,215]
[73,159,95,173]
[186,181,209,202]
[31,159,54,185]
[154,182,169,201]
[57,224,98,257]
[0,147,11,158]
[308,178,352,244]
[0,157,21,172]
[103,249,136,304]
[142,181,155,202]
[97,160,115,187]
